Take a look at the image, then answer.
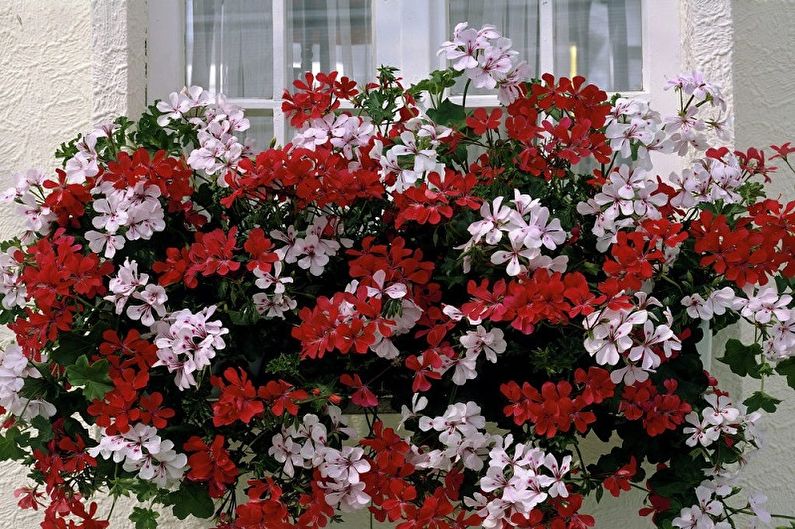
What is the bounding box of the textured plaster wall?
[731,0,795,517]
[0,2,92,527]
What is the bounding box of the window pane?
[287,0,373,86]
[448,0,540,96]
[554,0,642,91]
[186,0,275,98]
[241,109,276,149]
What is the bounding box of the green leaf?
[52,332,94,366]
[130,507,159,529]
[28,415,54,450]
[743,391,781,413]
[717,339,761,378]
[0,427,27,461]
[165,482,215,520]
[775,358,795,389]
[426,98,466,129]
[65,355,113,401]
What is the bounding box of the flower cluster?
[0,22,793,529]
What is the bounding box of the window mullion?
[538,0,554,74]
[272,0,288,144]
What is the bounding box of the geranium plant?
[1,21,795,529]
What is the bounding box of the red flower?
[258,379,308,416]
[184,435,239,498]
[188,227,241,281]
[603,457,638,497]
[340,373,379,408]
[619,379,691,436]
[466,108,502,135]
[243,227,278,273]
[211,367,265,426]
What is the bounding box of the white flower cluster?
[291,113,375,160]
[438,23,531,105]
[105,259,167,326]
[577,165,668,252]
[682,285,794,360]
[89,424,187,488]
[87,180,166,258]
[0,344,55,420]
[584,294,681,385]
[448,325,506,385]
[674,390,768,529]
[1,169,54,244]
[468,436,570,529]
[462,190,568,275]
[0,248,26,310]
[158,86,254,180]
[272,216,347,277]
[415,401,490,472]
[683,393,756,448]
[606,98,672,170]
[152,306,229,390]
[373,120,451,193]
[267,408,368,511]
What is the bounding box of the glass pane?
[186,0,275,98]
[287,0,374,86]
[448,0,540,95]
[553,0,643,91]
[240,109,276,149]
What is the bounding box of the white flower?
[365,269,407,300]
[543,454,571,498]
[683,412,720,447]
[459,326,506,363]
[269,432,305,477]
[254,262,293,294]
[748,492,772,525]
[124,439,187,487]
[91,193,129,233]
[105,258,149,314]
[153,306,228,389]
[703,394,740,426]
[127,284,168,327]
[320,446,371,485]
[584,308,648,365]
[85,230,125,258]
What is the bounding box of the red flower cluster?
[184,435,239,498]
[462,270,603,335]
[690,209,792,287]
[619,379,692,436]
[281,72,358,128]
[504,74,612,179]
[500,367,615,437]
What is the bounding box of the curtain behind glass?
[553,0,642,91]
[448,0,540,95]
[187,0,275,98]
[287,0,373,85]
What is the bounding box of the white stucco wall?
[0,1,792,528]
[731,0,795,518]
[0,2,92,527]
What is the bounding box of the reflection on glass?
[553,0,642,91]
[186,0,275,98]
[287,0,373,86]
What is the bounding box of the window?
[147,0,679,145]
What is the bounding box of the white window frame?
[147,0,680,145]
